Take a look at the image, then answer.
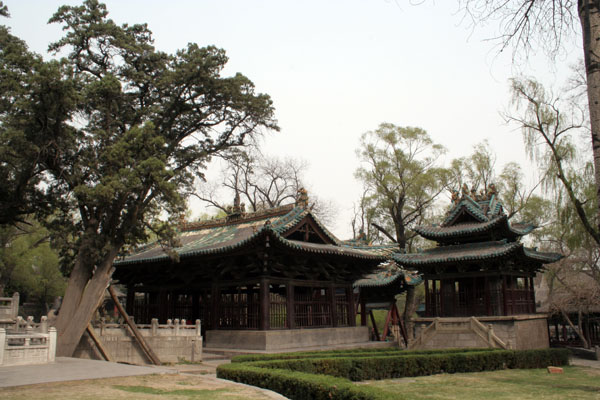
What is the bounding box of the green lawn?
[364,366,600,400]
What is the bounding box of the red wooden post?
[381,305,393,340]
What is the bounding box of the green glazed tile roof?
[413,215,535,241]
[392,240,562,266]
[354,263,422,288]
[116,204,388,266]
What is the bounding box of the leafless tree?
[195,147,337,225]
[458,0,600,245]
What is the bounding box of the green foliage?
[0,222,65,311]
[220,348,569,400]
[354,123,448,250]
[1,0,278,257]
[0,1,278,344]
[218,364,391,400]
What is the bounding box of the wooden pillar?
[424,279,430,317]
[529,277,536,313]
[259,277,270,331]
[192,293,200,322]
[471,277,477,316]
[286,282,295,329]
[502,276,508,316]
[347,286,356,327]
[126,284,135,317]
[484,276,491,315]
[158,290,168,323]
[441,279,455,317]
[360,295,367,326]
[210,284,219,330]
[329,284,338,327]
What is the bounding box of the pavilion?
[113,190,396,350]
[394,185,562,350]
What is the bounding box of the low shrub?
[217,363,393,400]
[217,348,570,400]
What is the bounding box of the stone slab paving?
[0,357,175,388]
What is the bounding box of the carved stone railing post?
[11,292,19,319]
[40,316,48,333]
[0,328,5,365]
[151,318,158,336]
[48,327,57,363]
[174,319,180,336]
[195,319,201,336]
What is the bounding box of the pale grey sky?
[3,1,582,238]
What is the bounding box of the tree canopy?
[0,0,278,355]
[354,123,448,250]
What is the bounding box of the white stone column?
[11,292,19,319]
[47,327,57,363]
[0,328,5,366]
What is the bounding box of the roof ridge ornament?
[295,187,309,209]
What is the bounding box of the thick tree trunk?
[54,245,120,357]
[579,0,600,232]
[403,285,416,341]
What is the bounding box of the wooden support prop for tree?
[86,323,113,362]
[381,306,394,341]
[369,309,380,341]
[381,303,407,346]
[108,285,161,365]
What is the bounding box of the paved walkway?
[570,356,600,369]
[0,357,175,388]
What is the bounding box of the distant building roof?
[116,201,392,267]
[398,185,562,273]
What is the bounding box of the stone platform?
[205,326,370,351]
[411,314,550,350]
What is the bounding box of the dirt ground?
[1,372,281,400]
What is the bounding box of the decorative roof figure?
[296,187,309,209]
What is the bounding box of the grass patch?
[1,374,272,400]
[366,366,600,400]
[113,385,232,397]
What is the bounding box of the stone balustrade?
[74,318,203,364]
[0,316,57,366]
[0,293,19,324]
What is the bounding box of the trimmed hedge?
[230,347,501,363]
[218,363,394,400]
[217,348,570,400]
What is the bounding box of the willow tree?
[458,0,600,240]
[355,123,448,251]
[355,123,448,331]
[0,1,278,356]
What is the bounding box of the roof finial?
[296,187,309,209]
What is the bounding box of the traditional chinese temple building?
[394,185,562,350]
[113,191,395,351]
